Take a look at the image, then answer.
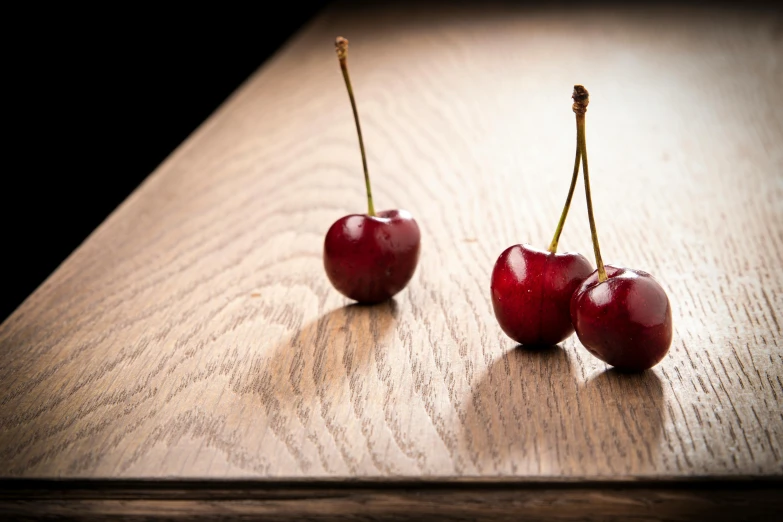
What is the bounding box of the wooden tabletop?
[2,2,781,519]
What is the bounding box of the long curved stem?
[336,37,375,216]
[577,113,607,282]
[547,134,581,253]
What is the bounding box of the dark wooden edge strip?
[1,476,781,499]
[1,478,782,520]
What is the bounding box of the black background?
[3,3,329,323]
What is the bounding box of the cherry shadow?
[460,343,664,476]
[577,367,665,475]
[230,299,398,474]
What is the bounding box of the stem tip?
[335,36,348,60]
[572,85,590,115]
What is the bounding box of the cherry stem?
[336,37,375,216]
[547,136,581,253]
[573,85,607,282]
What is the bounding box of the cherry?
[492,245,592,346]
[323,37,421,304]
[568,85,673,371]
[571,266,672,372]
[490,89,593,346]
[324,209,420,304]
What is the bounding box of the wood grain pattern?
[1,1,782,488]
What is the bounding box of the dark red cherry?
[566,85,673,371]
[325,37,421,303]
[489,85,595,346]
[491,244,593,346]
[570,265,673,371]
[324,209,420,304]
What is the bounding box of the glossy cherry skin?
[491,244,593,346]
[570,265,673,371]
[324,209,420,304]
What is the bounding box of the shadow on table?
[460,343,664,475]
[233,299,398,473]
